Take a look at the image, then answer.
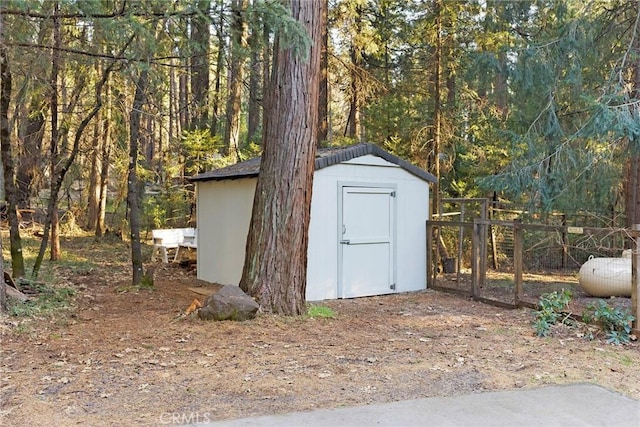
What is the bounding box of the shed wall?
[196,178,256,285]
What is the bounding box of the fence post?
[632,224,640,335]
[472,218,481,298]
[513,220,524,306]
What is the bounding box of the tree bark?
[223,0,249,159]
[190,0,210,130]
[432,0,443,217]
[211,0,226,136]
[317,0,328,146]
[247,14,262,145]
[239,0,321,315]
[49,0,62,261]
[1,17,26,279]
[0,237,4,312]
[346,5,362,142]
[15,107,45,209]
[127,68,149,286]
[625,1,640,228]
[86,65,102,230]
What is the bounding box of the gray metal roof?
[190,143,437,183]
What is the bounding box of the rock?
[198,285,259,321]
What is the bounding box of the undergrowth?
[7,283,76,317]
[533,289,635,345]
[307,304,336,319]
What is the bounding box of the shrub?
[533,289,573,337]
[582,300,635,345]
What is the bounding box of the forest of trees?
[1,1,639,308]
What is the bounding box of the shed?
[190,143,437,301]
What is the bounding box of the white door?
[339,186,396,298]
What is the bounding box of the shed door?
[339,186,396,298]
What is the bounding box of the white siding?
[196,156,430,300]
[196,178,256,285]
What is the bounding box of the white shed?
[190,143,437,301]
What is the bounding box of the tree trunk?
[0,233,4,312]
[15,107,45,209]
[626,4,640,228]
[432,0,443,217]
[49,1,62,261]
[128,68,149,286]
[224,0,249,159]
[247,15,262,145]
[86,64,102,230]
[190,0,211,130]
[1,21,26,278]
[626,156,640,227]
[239,0,321,315]
[346,7,362,142]
[211,0,226,136]
[317,0,328,146]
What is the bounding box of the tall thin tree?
[224,0,249,159]
[127,67,148,285]
[1,11,26,279]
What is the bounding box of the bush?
[533,289,573,337]
[582,300,635,345]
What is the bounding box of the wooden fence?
[426,219,640,334]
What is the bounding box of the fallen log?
[3,282,29,302]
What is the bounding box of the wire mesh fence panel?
[427,221,474,296]
[518,225,633,311]
[478,221,518,306]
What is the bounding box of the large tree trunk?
[239,0,321,315]
[223,0,249,159]
[1,20,26,279]
[317,0,328,145]
[127,69,149,286]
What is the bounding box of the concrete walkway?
[195,384,640,427]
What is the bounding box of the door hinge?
[390,191,396,198]
[390,283,396,290]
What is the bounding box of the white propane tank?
[578,249,632,297]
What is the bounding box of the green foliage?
[251,0,311,59]
[533,289,573,337]
[142,185,192,230]
[307,304,336,319]
[582,300,635,345]
[181,130,223,177]
[8,283,76,318]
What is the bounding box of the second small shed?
[190,143,437,301]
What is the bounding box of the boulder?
[198,285,259,321]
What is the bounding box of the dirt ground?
[1,235,640,426]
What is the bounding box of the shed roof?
[190,143,437,183]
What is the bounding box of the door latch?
[340,240,350,245]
